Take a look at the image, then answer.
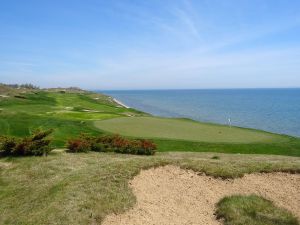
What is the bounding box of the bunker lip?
[102,165,300,225]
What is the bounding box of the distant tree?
[20,83,39,89]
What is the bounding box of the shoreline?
[102,90,300,138]
[113,98,130,109]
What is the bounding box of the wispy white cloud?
[1,0,300,89]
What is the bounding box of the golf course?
[0,84,300,225]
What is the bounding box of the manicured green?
[94,117,286,143]
[94,117,300,156]
[1,88,300,156]
[0,152,299,225]
[216,195,299,225]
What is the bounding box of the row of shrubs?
[0,130,53,157]
[67,134,156,155]
[0,131,156,157]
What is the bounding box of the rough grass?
[94,117,286,143]
[216,195,299,225]
[0,152,299,225]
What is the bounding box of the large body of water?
[101,89,300,137]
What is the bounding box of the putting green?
[94,117,284,143]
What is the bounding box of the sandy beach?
[113,98,130,108]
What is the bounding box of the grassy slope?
[1,86,300,225]
[0,151,299,225]
[95,117,300,156]
[1,88,300,156]
[216,195,299,225]
[94,117,286,143]
[0,90,144,146]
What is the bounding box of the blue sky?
[0,0,300,89]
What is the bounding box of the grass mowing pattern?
[0,91,145,147]
[0,152,299,225]
[1,88,300,155]
[216,195,299,225]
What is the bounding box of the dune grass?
[216,195,299,225]
[0,151,299,225]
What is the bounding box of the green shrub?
[0,129,53,157]
[0,136,17,156]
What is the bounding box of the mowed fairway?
[94,117,284,143]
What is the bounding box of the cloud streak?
[0,0,300,89]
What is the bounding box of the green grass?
[94,117,300,156]
[154,138,300,157]
[216,195,299,225]
[0,113,101,146]
[0,152,299,225]
[1,89,300,156]
[94,117,286,143]
[0,91,145,147]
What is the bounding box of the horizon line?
[94,87,300,92]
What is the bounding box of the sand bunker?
[103,166,300,225]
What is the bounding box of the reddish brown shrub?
[67,138,91,153]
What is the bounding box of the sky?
[0,0,300,90]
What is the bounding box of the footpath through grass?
[0,151,299,225]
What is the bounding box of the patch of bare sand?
[103,165,300,225]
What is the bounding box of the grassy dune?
[0,151,299,225]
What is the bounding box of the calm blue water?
[101,89,300,137]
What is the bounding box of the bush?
[101,135,156,155]
[0,129,53,157]
[66,138,91,153]
[66,134,156,155]
[0,136,17,156]
[90,142,108,152]
[137,139,157,155]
